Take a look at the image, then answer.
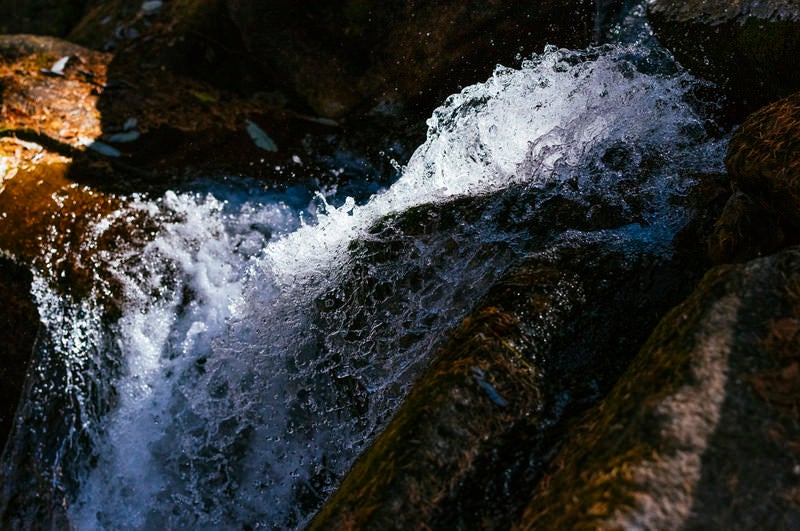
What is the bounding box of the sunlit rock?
[709,92,800,263]
[0,33,356,187]
[0,35,107,146]
[648,0,800,120]
[0,137,119,297]
[515,247,800,530]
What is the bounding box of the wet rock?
[516,247,800,530]
[647,0,800,121]
[228,0,596,119]
[708,92,800,263]
[69,0,264,92]
[311,236,705,529]
[0,258,39,450]
[0,0,87,36]
[727,92,800,233]
[0,33,370,189]
[707,191,785,264]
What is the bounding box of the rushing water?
[1,16,727,530]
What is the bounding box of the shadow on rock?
[515,247,800,529]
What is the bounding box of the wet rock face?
[227,0,595,119]
[708,92,800,263]
[517,247,800,530]
[0,258,39,450]
[311,234,707,529]
[648,0,800,120]
[727,92,800,232]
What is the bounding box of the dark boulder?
[708,91,800,263]
[0,258,39,451]
[227,0,596,119]
[648,0,800,120]
[727,92,800,234]
[516,247,800,529]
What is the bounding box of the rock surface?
[709,91,800,263]
[727,92,800,233]
[648,0,800,120]
[516,247,800,529]
[0,0,87,36]
[311,225,711,529]
[228,0,596,119]
[0,258,39,450]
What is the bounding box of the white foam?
[262,44,719,286]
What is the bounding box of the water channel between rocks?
[1,27,726,530]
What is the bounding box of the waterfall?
[2,38,725,529]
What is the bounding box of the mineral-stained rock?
[708,91,800,263]
[0,135,120,298]
[0,257,39,450]
[228,0,596,119]
[310,235,706,529]
[648,0,800,120]
[515,247,800,530]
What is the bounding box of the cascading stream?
[2,34,726,529]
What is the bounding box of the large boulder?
[648,0,800,120]
[708,91,800,263]
[516,247,800,529]
[310,234,709,529]
[227,0,596,119]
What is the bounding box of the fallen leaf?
[246,120,278,152]
[41,56,70,76]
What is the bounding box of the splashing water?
[2,41,725,529]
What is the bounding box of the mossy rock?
[516,247,800,529]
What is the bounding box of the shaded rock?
[727,92,800,233]
[311,235,707,529]
[708,92,800,263]
[228,0,596,119]
[0,258,39,450]
[707,191,785,264]
[515,247,800,530]
[0,0,87,36]
[69,0,265,92]
[648,0,800,121]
